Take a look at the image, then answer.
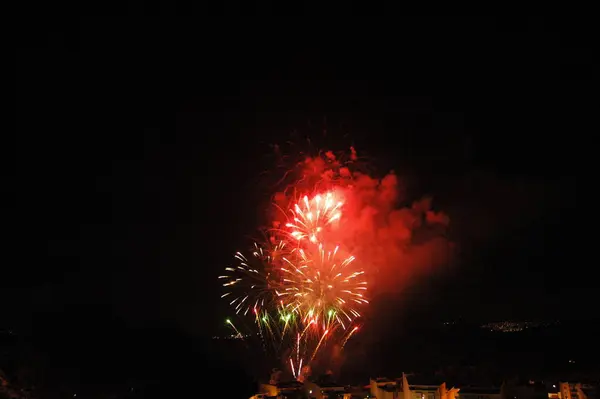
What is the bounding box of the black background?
[10,16,592,397]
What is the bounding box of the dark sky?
[11,17,590,352]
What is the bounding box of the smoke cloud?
[272,148,454,296]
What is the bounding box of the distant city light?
[212,332,260,340]
[480,320,559,332]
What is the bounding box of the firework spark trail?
[310,329,329,363]
[341,326,359,348]
[226,319,242,337]
[296,333,300,364]
[289,358,296,379]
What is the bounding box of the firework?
[285,191,343,244]
[221,221,366,370]
[221,161,369,376]
[262,242,367,372]
[221,213,367,374]
[278,244,368,332]
[219,241,287,317]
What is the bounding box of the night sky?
[10,16,591,393]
